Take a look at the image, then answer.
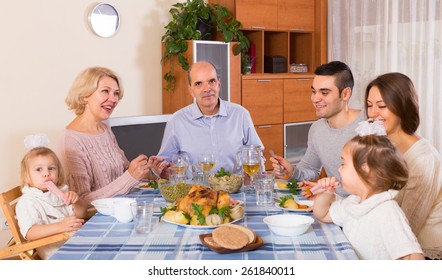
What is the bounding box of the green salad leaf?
[275,195,295,207]
[287,178,301,195]
[192,203,205,225]
[159,205,176,221]
[147,181,158,189]
[214,167,231,178]
[209,205,230,220]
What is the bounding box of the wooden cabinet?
[277,0,315,31]
[255,124,283,170]
[241,79,283,125]
[235,0,278,30]
[211,0,326,75]
[241,77,284,169]
[284,78,317,123]
[159,0,328,170]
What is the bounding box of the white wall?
[0,0,183,246]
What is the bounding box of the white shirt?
[158,99,263,176]
[329,190,422,259]
[15,185,73,259]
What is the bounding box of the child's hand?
[64,191,79,205]
[60,216,84,233]
[311,177,340,195]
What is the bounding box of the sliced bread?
[212,226,249,250]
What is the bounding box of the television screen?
[107,114,172,161]
[284,121,313,165]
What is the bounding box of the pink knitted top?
[57,122,139,205]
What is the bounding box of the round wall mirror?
[89,3,120,38]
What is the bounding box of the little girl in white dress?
[15,134,88,259]
[313,121,424,260]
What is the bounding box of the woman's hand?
[147,156,170,180]
[128,154,150,181]
[269,154,294,179]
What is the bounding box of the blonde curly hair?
[65,66,124,115]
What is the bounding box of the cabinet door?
[283,78,317,122]
[277,0,315,31]
[255,124,283,170]
[242,79,283,125]
[235,0,278,30]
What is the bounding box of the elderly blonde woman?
[58,67,168,205]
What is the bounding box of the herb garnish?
[287,178,301,194]
[209,206,230,220]
[147,181,158,189]
[214,167,231,178]
[275,195,295,207]
[192,204,206,225]
[159,205,176,221]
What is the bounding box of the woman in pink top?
[58,67,168,205]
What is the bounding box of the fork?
[269,149,284,176]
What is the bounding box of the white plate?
[274,179,292,192]
[230,199,244,207]
[275,187,291,192]
[135,186,157,191]
[161,200,244,228]
[162,216,244,229]
[275,199,313,212]
[135,183,158,191]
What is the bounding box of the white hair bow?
[24,134,49,149]
[355,120,387,137]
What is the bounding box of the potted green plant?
[161,0,250,92]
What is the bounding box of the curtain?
[328,0,442,153]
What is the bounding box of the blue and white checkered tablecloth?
[50,189,358,260]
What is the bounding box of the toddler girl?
[15,134,88,259]
[313,121,424,259]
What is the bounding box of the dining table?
[49,187,359,260]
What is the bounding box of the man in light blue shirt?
[158,61,263,177]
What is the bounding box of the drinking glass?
[254,171,275,206]
[198,152,216,185]
[241,145,262,192]
[171,151,190,183]
[131,201,154,233]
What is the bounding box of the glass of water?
[254,171,275,206]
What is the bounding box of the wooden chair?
[0,186,70,260]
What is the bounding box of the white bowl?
[263,214,314,236]
[91,197,136,216]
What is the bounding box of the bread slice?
[212,226,249,250]
[223,224,256,244]
[203,236,222,248]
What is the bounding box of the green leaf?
[287,178,301,195]
[159,205,176,221]
[183,212,191,221]
[275,195,295,207]
[191,203,205,225]
[217,206,230,220]
[209,206,218,215]
[214,167,231,178]
[147,181,158,190]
